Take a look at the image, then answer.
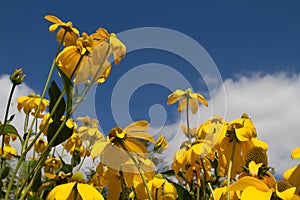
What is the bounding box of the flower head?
[10,68,25,85]
[167,88,208,114]
[17,94,49,117]
[0,145,17,160]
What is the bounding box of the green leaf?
[57,67,73,117]
[47,121,73,147]
[31,169,42,192]
[0,124,18,135]
[48,81,66,122]
[61,164,72,174]
[0,167,10,179]
[166,178,193,200]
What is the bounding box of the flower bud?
[10,68,25,85]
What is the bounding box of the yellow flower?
[91,120,155,159]
[34,138,48,154]
[77,116,104,148]
[154,134,169,152]
[0,145,17,160]
[62,133,85,157]
[167,88,208,114]
[284,147,300,194]
[17,94,50,117]
[229,176,273,200]
[44,157,62,174]
[44,15,79,45]
[135,174,178,200]
[212,186,239,200]
[39,113,76,136]
[217,114,268,178]
[180,124,197,138]
[4,134,17,145]
[46,182,104,200]
[275,180,300,200]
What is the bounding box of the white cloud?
[155,72,300,176]
[0,75,35,133]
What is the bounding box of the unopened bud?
[10,68,25,85]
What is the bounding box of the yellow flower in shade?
[0,145,17,160]
[46,182,104,200]
[154,134,169,152]
[229,176,273,200]
[34,138,48,154]
[102,158,155,200]
[77,116,104,148]
[17,94,50,117]
[212,186,239,200]
[284,147,300,194]
[91,120,155,159]
[62,133,85,157]
[39,113,77,136]
[217,114,268,178]
[275,180,300,200]
[91,28,127,65]
[171,141,213,186]
[44,15,79,45]
[4,134,17,145]
[135,174,178,200]
[167,88,208,114]
[180,124,197,138]
[44,157,62,174]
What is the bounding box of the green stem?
[186,96,191,142]
[227,139,237,200]
[208,182,216,200]
[1,84,16,167]
[76,154,86,171]
[120,142,153,200]
[200,158,207,199]
[196,187,200,200]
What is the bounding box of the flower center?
[276,180,292,192]
[246,147,268,167]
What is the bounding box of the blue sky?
[1,1,300,175]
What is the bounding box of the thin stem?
[227,139,237,200]
[208,182,216,200]
[1,84,16,167]
[76,154,86,171]
[196,187,200,200]
[200,158,207,199]
[120,142,153,200]
[186,96,191,142]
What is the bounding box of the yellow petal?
[249,161,263,176]
[229,176,270,192]
[128,131,156,143]
[77,183,104,200]
[46,182,75,200]
[276,186,296,200]
[178,98,187,112]
[283,165,300,192]
[241,186,273,200]
[49,24,60,32]
[196,93,208,107]
[252,138,268,150]
[44,15,62,23]
[167,89,185,105]
[189,98,198,114]
[125,138,148,155]
[125,120,149,132]
[291,147,300,159]
[91,139,109,158]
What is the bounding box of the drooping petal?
[125,120,150,132]
[291,147,300,159]
[44,15,62,24]
[241,186,272,200]
[189,98,198,114]
[125,138,148,155]
[276,186,296,200]
[77,183,104,200]
[230,176,270,192]
[91,138,109,159]
[177,98,187,112]
[127,131,156,143]
[196,93,208,107]
[283,165,300,192]
[46,182,75,200]
[249,161,263,176]
[167,89,185,105]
